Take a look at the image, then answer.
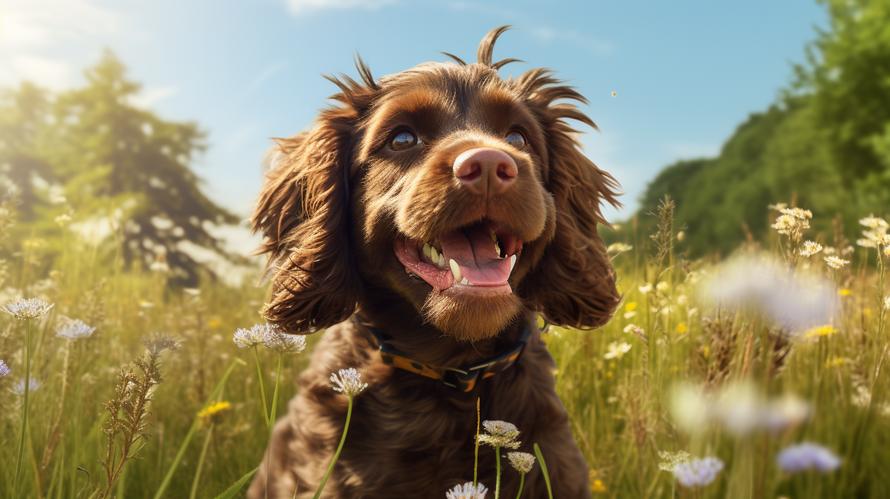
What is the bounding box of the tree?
[48,51,240,283]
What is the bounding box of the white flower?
[330,368,368,397]
[506,451,536,474]
[0,359,9,377]
[2,298,54,320]
[824,256,849,269]
[56,318,96,340]
[799,241,823,257]
[233,323,276,349]
[477,420,521,449]
[859,215,888,231]
[263,329,307,354]
[884,296,890,311]
[639,283,653,294]
[446,482,488,499]
[673,457,724,488]
[604,341,632,360]
[14,377,40,394]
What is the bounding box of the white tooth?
[494,241,501,257]
[438,253,446,268]
[423,243,432,261]
[449,259,462,282]
[461,277,470,285]
[509,254,517,273]
[430,246,439,264]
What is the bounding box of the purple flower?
[673,457,724,488]
[777,443,841,473]
[0,359,9,377]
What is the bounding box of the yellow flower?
[675,322,688,334]
[825,356,850,368]
[699,345,711,359]
[208,317,223,330]
[838,288,853,297]
[591,479,607,493]
[625,302,638,312]
[198,401,232,423]
[805,325,837,339]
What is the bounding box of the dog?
[248,26,620,498]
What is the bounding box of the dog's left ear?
[516,70,621,329]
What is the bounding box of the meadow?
[1,197,887,498]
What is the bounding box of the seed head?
[56,318,96,340]
[478,420,521,449]
[2,298,54,320]
[330,368,368,397]
[507,451,536,474]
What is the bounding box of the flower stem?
[514,473,525,499]
[269,354,283,423]
[495,445,502,499]
[313,396,354,499]
[473,397,480,487]
[189,425,214,499]
[13,319,34,497]
[252,346,270,428]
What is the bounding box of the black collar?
[354,316,535,393]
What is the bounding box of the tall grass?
[0,203,888,498]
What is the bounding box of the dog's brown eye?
[505,130,527,149]
[390,129,419,151]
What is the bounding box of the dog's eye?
[389,129,419,151]
[505,130,527,149]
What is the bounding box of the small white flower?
[263,329,307,354]
[14,377,41,394]
[56,318,96,340]
[799,241,823,257]
[604,341,632,360]
[884,296,890,311]
[330,367,368,397]
[233,323,275,349]
[446,482,488,499]
[2,298,54,320]
[639,283,653,294]
[478,420,521,449]
[859,215,888,231]
[823,256,849,270]
[506,451,536,474]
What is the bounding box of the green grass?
[1,207,888,498]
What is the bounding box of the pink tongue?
[439,225,511,286]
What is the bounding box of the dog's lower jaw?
[421,288,523,341]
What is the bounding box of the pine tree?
[49,50,240,283]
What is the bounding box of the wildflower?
[676,230,686,242]
[2,298,54,320]
[603,341,632,360]
[675,322,688,334]
[197,400,232,424]
[776,443,841,473]
[714,382,762,435]
[591,479,607,493]
[0,359,9,377]
[824,256,849,269]
[772,207,811,241]
[330,368,368,397]
[884,296,890,311]
[658,450,693,472]
[145,334,180,355]
[446,482,488,499]
[768,203,788,212]
[638,283,653,294]
[799,241,823,257]
[14,377,40,394]
[233,323,276,349]
[672,457,724,488]
[56,318,96,340]
[805,325,837,339]
[656,281,669,293]
[623,301,638,319]
[825,356,850,368]
[263,329,307,354]
[477,420,521,449]
[506,451,535,474]
[761,394,810,432]
[838,288,852,297]
[606,243,633,255]
[859,215,889,231]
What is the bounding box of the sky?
[1,0,827,236]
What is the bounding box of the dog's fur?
[248,27,620,498]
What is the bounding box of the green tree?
[48,51,240,283]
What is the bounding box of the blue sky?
[1,0,826,227]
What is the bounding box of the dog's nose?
[452,148,518,195]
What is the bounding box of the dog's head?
[253,27,620,342]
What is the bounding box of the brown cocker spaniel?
[248,26,620,499]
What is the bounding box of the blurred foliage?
[0,51,240,285]
[623,0,890,256]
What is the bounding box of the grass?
[0,202,888,498]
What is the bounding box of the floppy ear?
[251,110,360,334]
[516,69,621,329]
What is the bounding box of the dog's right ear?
[251,110,361,334]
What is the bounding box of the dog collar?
[355,317,534,393]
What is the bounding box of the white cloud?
[130,85,180,109]
[286,0,398,16]
[6,55,76,89]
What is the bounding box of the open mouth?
[394,220,523,296]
